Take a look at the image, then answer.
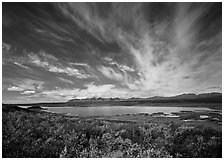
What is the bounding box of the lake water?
[40,106,214,116]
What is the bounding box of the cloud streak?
[21,90,36,95]
[27,50,93,79]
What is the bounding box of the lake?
[40,106,215,116]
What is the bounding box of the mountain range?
[9,92,221,108]
[67,92,222,104]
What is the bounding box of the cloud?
[2,42,11,51]
[58,3,177,93]
[103,57,135,72]
[58,77,74,84]
[21,90,36,95]
[13,62,29,69]
[48,66,90,78]
[57,3,107,43]
[35,28,74,43]
[39,81,168,101]
[41,83,132,101]
[28,50,57,67]
[84,83,115,95]
[9,79,44,91]
[40,50,58,61]
[96,3,222,95]
[28,52,49,67]
[97,65,141,91]
[8,86,24,91]
[70,62,90,67]
[98,66,123,81]
[27,50,93,79]
[119,65,135,72]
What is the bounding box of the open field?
[2,105,222,158]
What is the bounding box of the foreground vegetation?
[2,107,222,158]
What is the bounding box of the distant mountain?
[175,92,221,98]
[174,93,197,98]
[67,92,222,104]
[7,92,221,107]
[143,92,222,103]
[68,97,122,102]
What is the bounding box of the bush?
[2,110,222,158]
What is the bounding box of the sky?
[2,2,222,103]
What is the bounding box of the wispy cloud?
[57,3,107,43]
[70,62,90,67]
[89,2,222,95]
[103,57,135,72]
[27,50,93,79]
[35,28,74,44]
[21,90,36,95]
[8,79,44,91]
[58,77,74,84]
[98,66,123,81]
[48,66,90,78]
[97,65,141,91]
[13,62,29,69]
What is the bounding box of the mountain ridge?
[7,92,221,106]
[67,92,222,103]
[65,92,222,109]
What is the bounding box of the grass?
[2,106,222,158]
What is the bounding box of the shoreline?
[10,102,222,110]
